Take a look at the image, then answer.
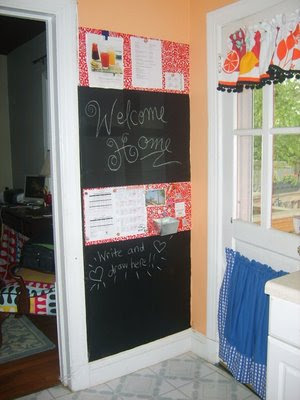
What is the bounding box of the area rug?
[0,315,55,364]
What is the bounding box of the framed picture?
[145,189,165,206]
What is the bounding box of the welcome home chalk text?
[85,98,167,137]
[84,98,181,171]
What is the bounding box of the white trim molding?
[206,4,224,344]
[206,0,289,344]
[0,0,89,391]
[88,329,219,388]
[191,330,219,364]
[89,329,192,388]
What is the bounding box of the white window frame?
[205,0,298,346]
[234,84,300,227]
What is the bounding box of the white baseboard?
[191,329,219,364]
[88,329,192,388]
[70,328,219,391]
[67,363,90,392]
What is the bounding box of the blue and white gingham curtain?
[218,248,288,399]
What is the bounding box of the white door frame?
[0,0,89,390]
[206,0,288,344]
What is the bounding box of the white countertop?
[265,270,300,304]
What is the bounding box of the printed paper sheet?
[84,187,147,242]
[130,37,163,89]
[86,33,124,89]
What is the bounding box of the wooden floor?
[0,315,60,400]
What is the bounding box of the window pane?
[253,88,262,129]
[272,134,300,234]
[237,89,262,129]
[236,135,262,224]
[274,78,300,128]
[237,91,253,129]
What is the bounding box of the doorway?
[0,15,60,398]
[0,0,88,396]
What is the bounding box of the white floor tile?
[156,388,190,399]
[172,352,200,361]
[48,385,72,398]
[58,393,103,400]
[178,371,254,400]
[15,353,261,400]
[17,390,54,400]
[57,383,122,400]
[149,355,215,389]
[106,367,177,396]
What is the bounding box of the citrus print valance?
[217,9,300,92]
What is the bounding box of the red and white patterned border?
[83,181,191,246]
[78,27,189,94]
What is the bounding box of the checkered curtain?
[218,248,288,399]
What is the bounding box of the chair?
[0,258,56,347]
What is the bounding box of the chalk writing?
[97,248,123,262]
[79,87,190,187]
[153,240,166,253]
[84,97,181,172]
[89,265,105,292]
[88,238,169,291]
[106,133,181,172]
[85,98,167,137]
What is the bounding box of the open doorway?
[0,15,60,399]
[0,0,88,395]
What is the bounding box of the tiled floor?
[16,352,259,400]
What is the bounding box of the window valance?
[217,9,300,92]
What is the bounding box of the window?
[235,78,300,234]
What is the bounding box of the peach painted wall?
[77,0,234,335]
[78,0,190,44]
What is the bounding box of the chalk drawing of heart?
[89,266,104,282]
[153,240,166,254]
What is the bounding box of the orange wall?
[78,0,190,44]
[78,0,234,335]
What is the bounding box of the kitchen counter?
[265,269,300,400]
[265,270,300,304]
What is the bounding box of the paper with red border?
[83,182,191,246]
[79,27,189,94]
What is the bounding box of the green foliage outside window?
[252,79,300,187]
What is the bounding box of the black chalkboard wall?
[78,87,191,361]
[85,232,190,360]
[78,87,190,187]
